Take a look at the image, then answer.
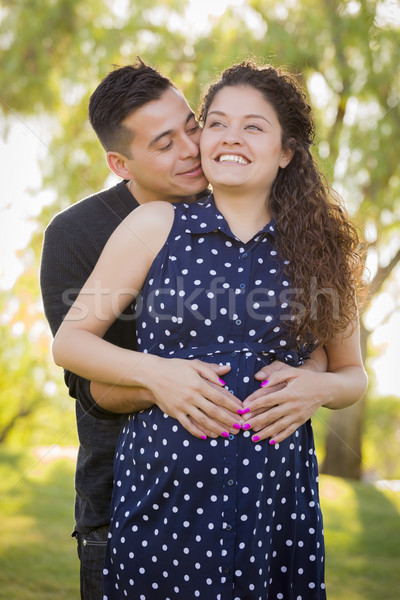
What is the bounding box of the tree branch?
[363,248,400,313]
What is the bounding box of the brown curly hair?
[199,61,364,346]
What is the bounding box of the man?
[40,60,328,599]
[41,60,243,600]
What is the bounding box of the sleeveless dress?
[103,195,326,600]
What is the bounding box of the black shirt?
[40,180,139,532]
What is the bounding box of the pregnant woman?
[53,61,367,599]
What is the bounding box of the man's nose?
[180,132,200,158]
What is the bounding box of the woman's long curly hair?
[199,61,364,346]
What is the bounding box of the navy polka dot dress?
[103,195,326,600]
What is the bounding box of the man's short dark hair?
[89,58,174,156]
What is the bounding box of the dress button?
[231,351,237,357]
[242,253,248,259]
[226,524,232,531]
[239,283,246,289]
[227,479,234,486]
[224,567,230,574]
[235,319,242,325]
[228,434,234,441]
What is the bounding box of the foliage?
[0,277,76,446]
[0,0,399,475]
[362,394,400,480]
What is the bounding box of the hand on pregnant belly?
[242,365,325,444]
[147,356,243,440]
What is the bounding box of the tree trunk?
[0,406,33,444]
[321,321,369,479]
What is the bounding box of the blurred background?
[0,0,399,598]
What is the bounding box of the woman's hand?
[241,366,326,444]
[241,333,367,444]
[147,357,243,440]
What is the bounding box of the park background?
[0,0,399,598]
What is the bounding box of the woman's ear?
[106,151,132,179]
[279,138,295,169]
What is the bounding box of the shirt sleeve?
[40,220,118,420]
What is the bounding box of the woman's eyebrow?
[207,110,272,125]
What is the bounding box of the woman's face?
[200,85,292,198]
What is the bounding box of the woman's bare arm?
[52,202,242,438]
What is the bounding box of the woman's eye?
[246,124,262,131]
[208,121,224,128]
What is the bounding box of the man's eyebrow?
[148,112,196,147]
[207,110,272,126]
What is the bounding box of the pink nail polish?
[221,431,229,438]
[269,439,276,445]
[219,378,226,385]
[242,423,251,430]
[201,435,207,440]
[237,409,245,415]
[261,379,269,387]
[233,423,241,430]
[242,407,250,414]
[252,435,260,442]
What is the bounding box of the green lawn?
[0,446,399,599]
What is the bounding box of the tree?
[0,1,398,473]
[243,0,400,478]
[0,0,191,441]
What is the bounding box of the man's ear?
[106,151,132,179]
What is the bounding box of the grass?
[0,446,78,599]
[0,446,399,599]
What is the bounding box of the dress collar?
[180,193,277,242]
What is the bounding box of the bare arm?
[241,323,368,443]
[53,202,242,439]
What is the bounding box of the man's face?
[121,87,208,203]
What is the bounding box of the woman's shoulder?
[124,200,175,228]
[106,201,176,260]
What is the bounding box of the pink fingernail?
[242,407,250,414]
[242,423,251,430]
[233,423,241,430]
[269,439,276,445]
[252,435,260,442]
[219,378,226,385]
[237,409,245,415]
[201,435,207,440]
[261,379,269,387]
[221,431,229,438]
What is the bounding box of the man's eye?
[160,140,173,151]
[188,124,200,134]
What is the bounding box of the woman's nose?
[222,127,242,146]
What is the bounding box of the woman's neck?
[212,189,272,243]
